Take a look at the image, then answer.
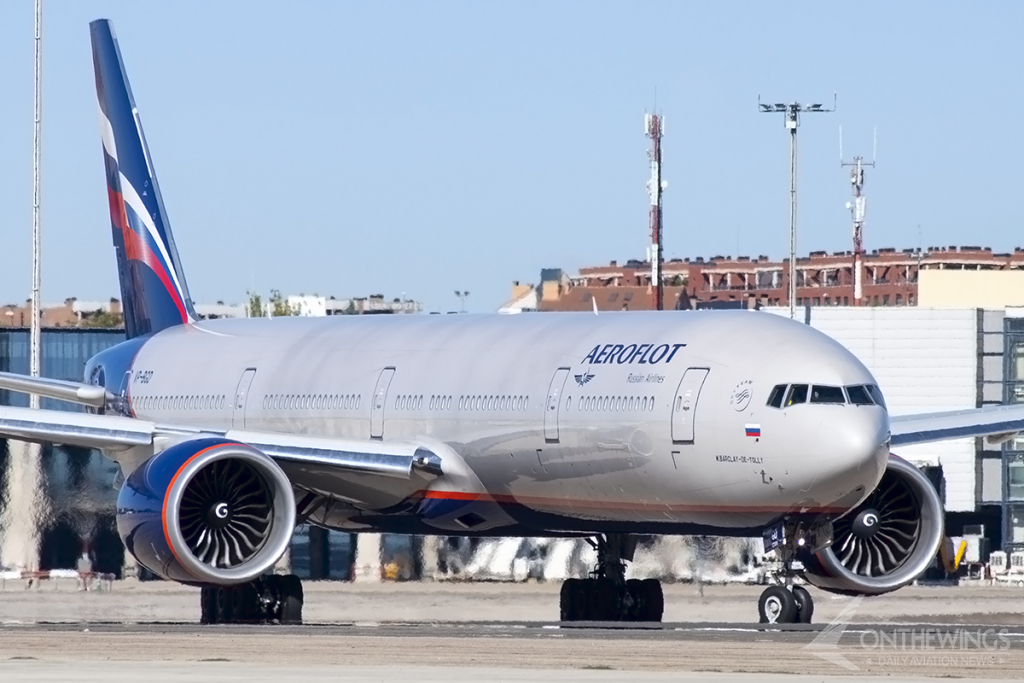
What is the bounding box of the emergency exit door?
[671,368,709,443]
[232,368,257,428]
[544,367,570,442]
[371,367,395,439]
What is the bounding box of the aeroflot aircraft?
[2,19,1022,625]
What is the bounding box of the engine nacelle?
[803,455,944,595]
[117,437,296,585]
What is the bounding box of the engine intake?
[803,455,944,595]
[117,437,295,584]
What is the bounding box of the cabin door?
[232,368,257,428]
[671,368,709,443]
[544,367,571,442]
[371,367,396,439]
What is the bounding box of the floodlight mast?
[840,126,876,307]
[758,95,836,319]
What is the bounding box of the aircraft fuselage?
[89,310,890,538]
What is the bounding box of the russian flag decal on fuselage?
[745,423,761,437]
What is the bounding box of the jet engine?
[802,455,944,595]
[116,437,295,584]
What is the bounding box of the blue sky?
[0,2,1021,313]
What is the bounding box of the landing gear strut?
[757,517,828,624]
[560,534,664,622]
[201,574,303,624]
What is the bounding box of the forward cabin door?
[671,368,709,443]
[371,367,396,439]
[544,367,571,442]
[232,368,257,428]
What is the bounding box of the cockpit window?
[767,384,786,408]
[866,384,886,408]
[785,384,808,406]
[845,385,874,405]
[810,385,846,404]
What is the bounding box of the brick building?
[511,246,1024,312]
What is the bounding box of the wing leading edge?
[890,404,1024,446]
[0,405,443,481]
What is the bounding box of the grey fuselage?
[89,310,891,538]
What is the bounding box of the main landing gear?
[560,534,664,622]
[201,574,304,624]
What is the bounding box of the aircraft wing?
[0,405,442,481]
[890,404,1024,446]
[0,370,111,408]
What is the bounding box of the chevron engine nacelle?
[116,437,296,584]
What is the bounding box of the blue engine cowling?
[116,437,296,585]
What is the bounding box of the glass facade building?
[0,328,125,408]
[1003,318,1024,551]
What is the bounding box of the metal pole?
[788,125,797,320]
[30,0,42,396]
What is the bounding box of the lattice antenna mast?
[645,113,666,310]
[840,126,876,307]
[758,94,836,319]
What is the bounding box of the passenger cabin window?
[767,385,786,408]
[845,385,874,405]
[810,385,846,404]
[785,384,808,406]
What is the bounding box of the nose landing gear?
[559,533,664,622]
[757,583,814,624]
[757,516,830,624]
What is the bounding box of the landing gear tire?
[277,574,304,624]
[758,585,797,624]
[200,574,304,625]
[560,577,664,622]
[560,534,664,623]
[791,585,814,624]
[640,578,664,622]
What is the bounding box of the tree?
[246,291,264,318]
[81,309,123,328]
[268,289,296,316]
[247,290,299,317]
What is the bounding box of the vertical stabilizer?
[90,19,196,338]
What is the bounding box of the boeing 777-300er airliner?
[1,19,1022,625]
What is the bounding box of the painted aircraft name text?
[582,343,686,366]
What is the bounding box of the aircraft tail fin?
[90,19,196,339]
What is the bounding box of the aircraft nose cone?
[815,409,890,503]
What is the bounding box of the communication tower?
[645,113,666,310]
[758,95,836,319]
[840,127,876,306]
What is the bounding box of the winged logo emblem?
[574,372,595,387]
